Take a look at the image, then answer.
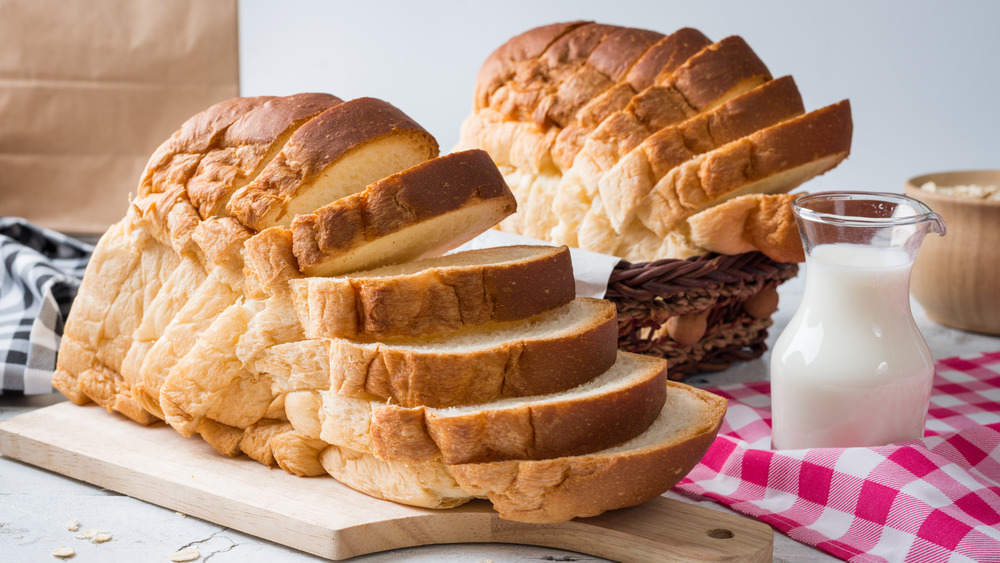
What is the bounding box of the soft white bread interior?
[289,244,575,341]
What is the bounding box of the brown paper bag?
[0,0,239,236]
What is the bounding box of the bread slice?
[319,445,472,509]
[290,244,575,341]
[54,216,179,422]
[325,298,619,408]
[687,193,805,263]
[378,351,668,465]
[635,99,853,239]
[291,149,517,277]
[319,350,667,466]
[594,76,802,224]
[187,93,344,219]
[314,379,726,522]
[448,380,727,523]
[159,301,274,436]
[542,26,665,128]
[552,28,714,147]
[227,97,440,230]
[624,28,713,92]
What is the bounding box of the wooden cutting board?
[0,402,773,561]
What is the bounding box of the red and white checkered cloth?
[677,351,1000,562]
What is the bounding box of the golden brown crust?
[187,93,344,219]
[291,245,575,341]
[474,21,590,110]
[327,298,619,409]
[592,75,805,233]
[552,35,772,170]
[448,381,728,523]
[625,28,712,91]
[367,352,668,466]
[638,100,853,239]
[290,149,516,277]
[138,96,274,198]
[227,97,439,230]
[688,193,806,263]
[586,27,665,82]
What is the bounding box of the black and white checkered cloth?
[0,217,92,395]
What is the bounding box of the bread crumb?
[920,181,1000,201]
[92,531,113,543]
[52,546,75,558]
[65,518,80,532]
[169,549,201,562]
[175,512,188,518]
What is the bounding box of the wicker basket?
[605,251,799,379]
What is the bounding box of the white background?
[238,0,1000,194]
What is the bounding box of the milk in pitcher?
[770,242,935,450]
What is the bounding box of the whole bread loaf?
[53,92,726,525]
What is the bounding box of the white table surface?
[3,273,998,563]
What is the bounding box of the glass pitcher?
[770,192,946,450]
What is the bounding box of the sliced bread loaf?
[324,298,619,408]
[290,244,575,340]
[291,149,517,277]
[227,97,440,230]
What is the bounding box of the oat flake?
[169,549,201,562]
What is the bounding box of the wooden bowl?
[904,170,1000,335]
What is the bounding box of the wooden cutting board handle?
[0,403,773,561]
